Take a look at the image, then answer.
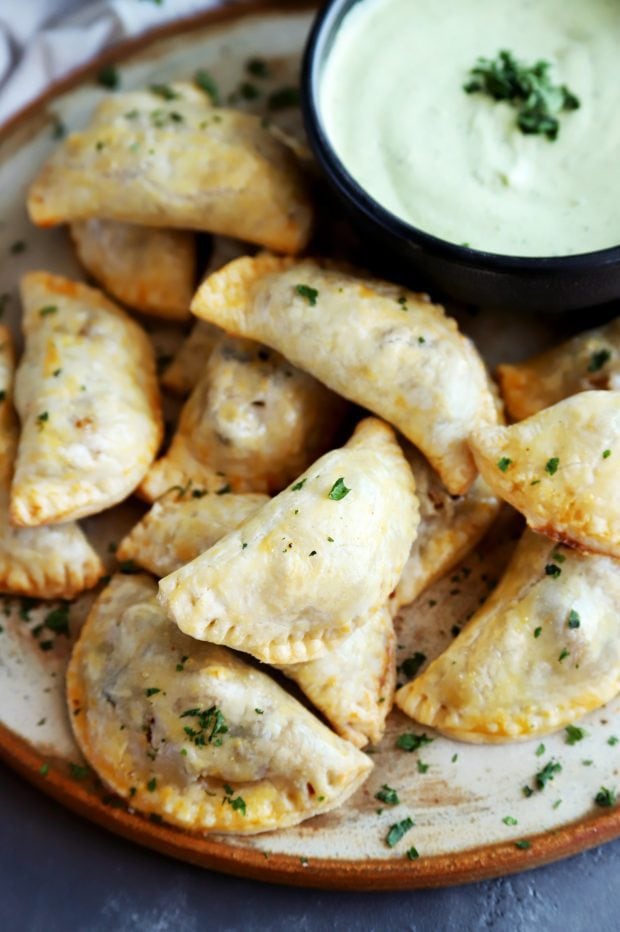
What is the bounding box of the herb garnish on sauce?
[464,50,579,140]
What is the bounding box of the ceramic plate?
[0,0,618,891]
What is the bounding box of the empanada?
[140,333,345,501]
[280,607,395,748]
[191,255,498,494]
[0,327,103,598]
[67,574,372,834]
[497,317,620,421]
[117,489,394,747]
[70,219,195,321]
[390,446,500,614]
[158,418,419,663]
[162,237,250,396]
[28,84,313,254]
[117,490,269,578]
[396,529,620,742]
[470,391,620,558]
[10,272,163,526]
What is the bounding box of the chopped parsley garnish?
[180,706,228,747]
[254,708,264,715]
[238,82,260,100]
[69,763,90,781]
[503,816,518,826]
[396,732,433,753]
[145,688,161,697]
[375,784,400,805]
[399,652,426,680]
[522,785,533,798]
[147,777,157,792]
[291,478,307,491]
[267,86,300,110]
[565,724,587,745]
[603,449,612,459]
[588,349,611,373]
[39,763,49,776]
[416,760,429,774]
[515,840,532,850]
[36,411,49,428]
[39,305,58,317]
[558,648,570,662]
[406,846,419,860]
[545,563,561,579]
[464,50,579,141]
[223,784,246,815]
[535,743,545,757]
[328,477,350,501]
[567,609,581,629]
[608,736,618,746]
[295,283,318,306]
[246,58,270,79]
[150,83,179,100]
[535,759,562,790]
[386,817,414,848]
[44,604,70,637]
[533,627,542,638]
[194,69,219,104]
[97,64,120,90]
[545,457,559,475]
[497,457,512,472]
[451,753,458,763]
[594,786,617,808]
[175,655,188,672]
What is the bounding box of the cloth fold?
[0,0,229,123]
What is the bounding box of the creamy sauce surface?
[321,0,620,257]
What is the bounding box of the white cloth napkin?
[0,0,230,123]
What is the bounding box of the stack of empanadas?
[6,71,615,841]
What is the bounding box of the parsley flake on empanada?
[67,574,372,834]
[396,530,620,742]
[470,391,620,557]
[10,272,162,526]
[191,255,498,494]
[158,418,419,663]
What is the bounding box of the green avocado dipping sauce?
[320,0,620,256]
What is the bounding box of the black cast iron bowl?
[301,0,620,314]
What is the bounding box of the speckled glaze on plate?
[0,0,618,891]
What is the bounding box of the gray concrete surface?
[0,761,617,932]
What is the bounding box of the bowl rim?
[301,0,620,274]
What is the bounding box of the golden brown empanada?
[191,255,498,494]
[470,391,620,558]
[70,219,196,321]
[396,529,620,742]
[117,488,394,747]
[67,574,372,834]
[117,490,269,578]
[390,446,500,613]
[140,333,345,501]
[10,272,162,526]
[497,317,620,421]
[28,84,313,254]
[0,327,103,598]
[280,607,395,748]
[158,418,419,664]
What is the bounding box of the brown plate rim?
[0,0,619,891]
